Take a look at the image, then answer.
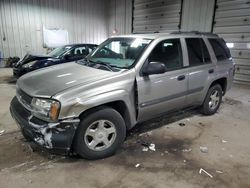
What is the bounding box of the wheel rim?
[208,90,220,110]
[84,120,117,151]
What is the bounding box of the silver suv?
[10,32,235,159]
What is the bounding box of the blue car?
[13,44,97,77]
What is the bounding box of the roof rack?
[171,31,218,37]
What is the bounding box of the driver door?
[136,39,189,122]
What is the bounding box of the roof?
[113,31,219,40]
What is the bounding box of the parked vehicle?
[10,32,234,159]
[13,44,97,77]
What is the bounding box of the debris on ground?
[182,148,192,153]
[140,141,150,147]
[164,150,169,154]
[135,164,140,168]
[140,142,155,151]
[142,147,148,152]
[179,123,186,127]
[0,130,5,135]
[199,168,213,178]
[149,143,156,151]
[200,146,208,153]
[183,160,186,163]
[216,170,223,174]
[147,131,152,136]
[139,131,152,137]
[222,139,228,143]
[199,122,205,127]
[186,118,190,122]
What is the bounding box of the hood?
[15,54,56,67]
[17,62,118,98]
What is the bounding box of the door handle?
[177,75,185,81]
[208,69,214,74]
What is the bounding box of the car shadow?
[128,107,200,137]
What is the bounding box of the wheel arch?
[78,100,133,131]
[209,77,227,95]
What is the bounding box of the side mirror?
[142,62,167,76]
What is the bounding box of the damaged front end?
[10,97,79,155]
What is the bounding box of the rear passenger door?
[185,38,216,106]
[137,38,189,121]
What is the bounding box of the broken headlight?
[22,60,37,68]
[31,98,60,122]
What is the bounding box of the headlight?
[31,98,60,122]
[22,60,37,68]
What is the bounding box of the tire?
[74,107,126,160]
[200,84,223,115]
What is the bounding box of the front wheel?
[74,107,126,160]
[200,84,223,115]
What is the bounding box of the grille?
[17,88,33,105]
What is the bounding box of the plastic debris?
[149,143,156,151]
[182,148,192,153]
[222,139,228,143]
[142,147,148,152]
[199,168,213,178]
[200,146,208,153]
[135,164,140,168]
[179,123,186,127]
[216,170,223,174]
[183,160,186,163]
[186,118,190,122]
[0,130,5,135]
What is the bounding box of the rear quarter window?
[208,38,231,61]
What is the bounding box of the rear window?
[186,38,211,67]
[208,38,231,61]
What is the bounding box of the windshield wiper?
[79,59,127,70]
[95,61,114,71]
[78,58,94,65]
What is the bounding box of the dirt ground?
[0,68,250,188]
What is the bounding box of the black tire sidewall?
[202,84,223,115]
[74,107,126,160]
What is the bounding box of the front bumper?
[10,97,79,155]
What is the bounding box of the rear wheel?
[74,107,126,160]
[200,84,222,115]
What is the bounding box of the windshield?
[87,37,152,69]
[48,46,71,57]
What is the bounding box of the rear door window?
[186,38,211,66]
[208,38,231,61]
